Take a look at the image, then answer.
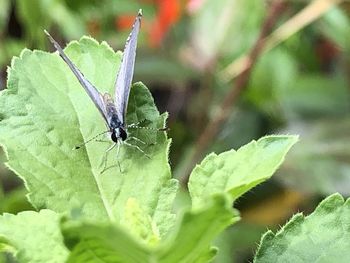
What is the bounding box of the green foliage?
[0,37,297,262]
[156,195,238,263]
[255,193,350,263]
[63,195,237,263]
[0,38,176,235]
[0,210,68,263]
[189,135,298,208]
[0,2,349,261]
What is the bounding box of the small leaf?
[188,135,298,207]
[156,194,239,263]
[0,209,68,263]
[0,37,177,236]
[159,195,239,263]
[63,194,238,263]
[254,193,350,262]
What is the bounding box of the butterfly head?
[111,127,127,143]
[109,114,127,142]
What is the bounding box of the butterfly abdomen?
[102,93,122,128]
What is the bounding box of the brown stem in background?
[181,0,287,185]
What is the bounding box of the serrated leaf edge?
[254,193,345,261]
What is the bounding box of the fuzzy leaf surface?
[255,193,350,263]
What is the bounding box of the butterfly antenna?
[158,126,169,131]
[127,125,169,132]
[73,130,110,150]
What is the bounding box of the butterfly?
[45,9,164,172]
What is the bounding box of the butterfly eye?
[111,131,118,143]
[120,128,127,141]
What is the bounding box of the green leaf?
[157,194,239,263]
[254,193,350,263]
[0,37,177,236]
[0,209,68,263]
[63,220,151,263]
[188,135,298,207]
[63,194,238,263]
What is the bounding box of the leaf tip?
[313,192,345,214]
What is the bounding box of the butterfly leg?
[100,142,124,174]
[127,136,147,145]
[100,143,116,174]
[115,141,122,172]
[124,141,150,159]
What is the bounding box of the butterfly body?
[103,93,127,142]
[108,112,127,143]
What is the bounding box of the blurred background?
[0,0,350,262]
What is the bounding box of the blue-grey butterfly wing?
[114,10,142,124]
[45,30,108,123]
